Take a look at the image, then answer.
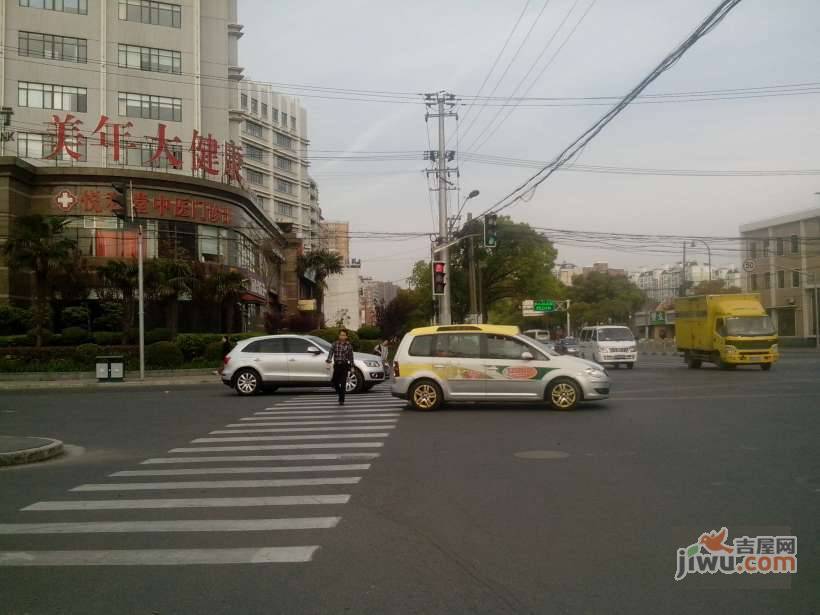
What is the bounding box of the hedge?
[357,325,382,340]
[145,341,184,369]
[62,327,90,345]
[0,306,31,335]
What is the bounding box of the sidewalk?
[0,369,221,391]
[0,436,64,466]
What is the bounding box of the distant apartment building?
[360,277,399,326]
[554,262,579,286]
[740,204,820,340]
[580,262,626,277]
[321,220,350,263]
[231,81,322,250]
[323,261,362,330]
[629,263,741,305]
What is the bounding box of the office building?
[321,220,350,263]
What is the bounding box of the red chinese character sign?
[45,114,84,160]
[224,140,244,186]
[191,130,219,176]
[147,124,183,169]
[90,116,133,162]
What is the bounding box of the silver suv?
[221,334,386,396]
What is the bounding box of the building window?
[272,108,279,123]
[19,32,87,63]
[261,103,268,119]
[291,116,296,131]
[19,0,87,14]
[775,238,784,256]
[762,240,769,257]
[244,121,263,138]
[763,272,771,289]
[275,200,295,218]
[282,113,288,127]
[241,94,248,110]
[246,168,265,186]
[251,98,258,114]
[119,0,181,27]
[118,44,181,74]
[125,141,182,170]
[17,132,87,161]
[792,271,801,288]
[750,274,758,290]
[275,179,294,195]
[790,235,799,255]
[749,241,757,259]
[777,270,785,289]
[275,156,293,172]
[245,144,264,162]
[18,81,87,112]
[198,226,232,264]
[275,132,292,149]
[118,92,182,121]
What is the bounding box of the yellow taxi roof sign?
[408,324,521,337]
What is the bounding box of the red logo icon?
[55,190,77,213]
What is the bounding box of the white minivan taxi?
[577,326,637,369]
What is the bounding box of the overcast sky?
[239,0,820,282]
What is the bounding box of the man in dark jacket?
[326,329,354,405]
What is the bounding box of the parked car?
[221,334,386,396]
[577,326,637,369]
[555,337,579,356]
[391,324,610,411]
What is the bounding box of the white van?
[578,326,637,369]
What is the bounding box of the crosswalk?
[0,387,405,567]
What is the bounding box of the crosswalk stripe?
[141,453,380,464]
[226,419,398,427]
[23,495,351,511]
[209,426,395,434]
[71,477,362,491]
[252,412,401,418]
[272,403,404,410]
[191,433,389,443]
[276,401,400,408]
[0,546,320,566]
[169,443,384,453]
[0,518,341,534]
[112,465,370,477]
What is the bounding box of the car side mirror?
[521,351,534,361]
[307,346,322,354]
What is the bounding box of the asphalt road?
[0,354,818,615]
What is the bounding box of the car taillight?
[393,361,400,377]
[223,355,231,366]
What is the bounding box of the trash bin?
[96,355,125,382]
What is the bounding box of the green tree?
[2,215,77,346]
[210,269,246,333]
[144,259,193,337]
[380,289,429,338]
[96,260,139,344]
[568,272,645,327]
[692,279,741,295]
[297,249,344,322]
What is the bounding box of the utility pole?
[425,91,458,325]
[130,180,145,381]
[680,242,687,297]
[467,213,478,321]
[565,299,571,337]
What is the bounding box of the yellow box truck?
[675,294,779,370]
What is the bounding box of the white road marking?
[209,426,395,434]
[251,412,401,418]
[113,465,370,477]
[169,443,384,453]
[23,494,350,511]
[276,401,402,408]
[226,419,398,427]
[0,546,319,566]
[71,477,361,491]
[141,453,380,464]
[191,433,389,443]
[0,517,341,534]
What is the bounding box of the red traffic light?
[433,261,446,274]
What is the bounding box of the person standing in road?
[374,338,390,377]
[326,329,354,405]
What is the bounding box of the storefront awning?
[240,293,266,305]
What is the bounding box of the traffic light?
[432,261,446,296]
[484,214,498,249]
[111,182,129,222]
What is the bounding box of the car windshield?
[597,328,634,342]
[532,341,559,356]
[562,338,577,346]
[726,316,776,337]
[305,336,332,350]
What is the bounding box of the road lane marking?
[141,454,380,464]
[113,465,370,477]
[226,419,398,427]
[251,412,401,418]
[169,443,384,452]
[209,426,395,434]
[275,402,403,408]
[0,546,320,566]
[71,477,362,491]
[191,434,389,443]
[0,518,341,534]
[23,495,351,511]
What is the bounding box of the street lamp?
[690,239,712,281]
[451,189,480,232]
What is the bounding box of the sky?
[238,0,820,283]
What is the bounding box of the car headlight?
[584,367,608,380]
[627,346,636,352]
[363,360,382,368]
[771,344,779,353]
[724,345,737,354]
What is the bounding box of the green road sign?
[533,300,558,312]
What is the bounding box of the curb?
[0,438,64,467]
[0,376,221,391]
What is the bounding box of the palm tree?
[2,215,77,346]
[144,259,192,337]
[211,269,247,333]
[298,249,344,323]
[96,260,139,344]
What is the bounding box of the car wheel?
[346,368,365,394]
[409,379,442,411]
[547,378,580,411]
[626,363,634,370]
[760,363,772,371]
[234,368,260,396]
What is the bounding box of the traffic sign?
[743,259,755,272]
[534,300,558,313]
